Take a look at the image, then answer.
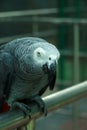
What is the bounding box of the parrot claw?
[12,102,31,118]
[32,96,48,116]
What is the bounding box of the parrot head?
[33,43,60,90]
[14,40,60,90]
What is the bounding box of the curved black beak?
[42,60,56,90]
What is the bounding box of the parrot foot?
[12,102,31,118]
[32,96,48,116]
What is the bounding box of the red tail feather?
[2,102,10,112]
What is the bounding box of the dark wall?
[0,0,57,11]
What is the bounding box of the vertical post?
[17,120,35,130]
[58,0,66,90]
[73,25,80,83]
[72,0,80,129]
[17,126,27,130]
[32,15,39,36]
[27,120,35,130]
[72,24,80,130]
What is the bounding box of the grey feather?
[0,37,60,114]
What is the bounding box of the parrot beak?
[48,60,56,90]
[42,60,56,90]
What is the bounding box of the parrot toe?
[32,95,48,116]
[12,101,31,118]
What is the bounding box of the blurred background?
[0,0,87,130]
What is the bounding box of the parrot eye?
[34,47,46,60]
[37,51,41,57]
[49,57,51,60]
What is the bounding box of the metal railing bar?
[0,8,57,18]
[0,7,87,19]
[34,17,87,24]
[1,17,87,24]
[0,81,87,130]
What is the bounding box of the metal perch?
[0,81,87,130]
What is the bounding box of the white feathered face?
[33,47,60,65]
[33,45,60,90]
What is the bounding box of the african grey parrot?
[0,37,60,116]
